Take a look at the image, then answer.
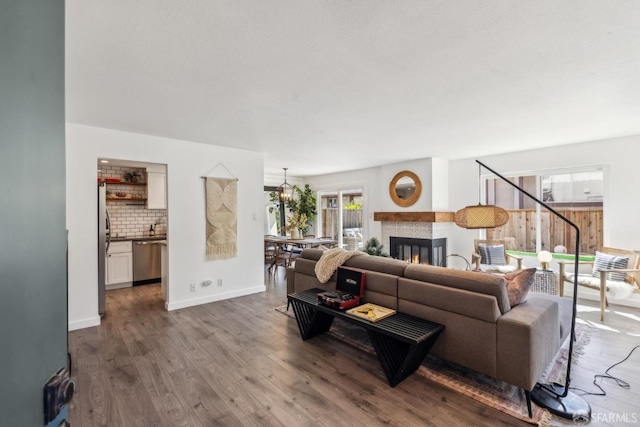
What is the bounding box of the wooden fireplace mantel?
[373,212,455,223]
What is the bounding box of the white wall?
[448,135,640,307]
[66,124,265,330]
[448,135,640,260]
[304,158,449,241]
[302,137,640,306]
[380,159,434,211]
[431,158,450,211]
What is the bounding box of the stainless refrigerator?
[97,183,111,317]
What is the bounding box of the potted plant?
[362,237,387,257]
[285,212,308,239]
[123,171,143,183]
[286,184,317,235]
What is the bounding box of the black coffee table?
[287,288,444,387]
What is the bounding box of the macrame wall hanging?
[202,163,238,260]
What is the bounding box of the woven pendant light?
[454,163,509,229]
[454,204,509,229]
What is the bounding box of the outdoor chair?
[472,239,523,273]
[558,246,640,321]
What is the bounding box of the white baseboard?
[68,316,101,331]
[166,286,266,311]
[106,282,132,290]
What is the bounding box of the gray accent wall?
[0,1,67,425]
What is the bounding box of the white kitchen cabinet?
[106,241,133,289]
[146,172,167,209]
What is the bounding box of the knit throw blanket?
[314,248,365,283]
[205,177,237,260]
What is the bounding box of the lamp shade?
[454,204,509,229]
[538,250,553,270]
[278,184,292,202]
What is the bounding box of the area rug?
[275,305,592,426]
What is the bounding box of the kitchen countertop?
[111,235,167,242]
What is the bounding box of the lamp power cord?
[570,344,639,397]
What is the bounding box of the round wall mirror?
[389,170,422,207]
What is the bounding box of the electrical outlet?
[190,283,196,292]
[217,279,223,287]
[202,280,212,287]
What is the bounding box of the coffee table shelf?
[287,288,444,387]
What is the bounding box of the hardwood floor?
[69,268,640,426]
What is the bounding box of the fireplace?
[389,237,447,266]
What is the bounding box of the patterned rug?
[275,305,592,426]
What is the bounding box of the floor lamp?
[466,160,590,420]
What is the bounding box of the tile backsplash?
[99,166,167,238]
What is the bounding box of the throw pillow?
[317,245,330,252]
[592,251,629,282]
[478,244,506,265]
[503,268,536,307]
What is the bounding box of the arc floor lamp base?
[531,383,591,421]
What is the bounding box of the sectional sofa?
[287,249,573,416]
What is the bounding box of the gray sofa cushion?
[400,299,498,377]
[398,278,502,323]
[300,248,324,261]
[300,248,409,276]
[344,254,408,276]
[363,271,399,310]
[404,264,511,314]
[528,293,573,341]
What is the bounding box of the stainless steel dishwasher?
[133,240,162,285]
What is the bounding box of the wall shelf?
[373,212,455,223]
[106,197,147,202]
[103,181,147,186]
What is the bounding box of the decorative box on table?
[317,266,366,310]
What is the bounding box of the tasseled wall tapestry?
[205,177,237,259]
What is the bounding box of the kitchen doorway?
[97,158,169,317]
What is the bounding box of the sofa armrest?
[496,297,561,391]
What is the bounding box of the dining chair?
[319,237,337,248]
[264,237,277,264]
[269,243,291,275]
[284,242,304,268]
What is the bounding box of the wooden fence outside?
[487,209,603,254]
[321,209,363,239]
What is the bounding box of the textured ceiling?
[66,1,640,176]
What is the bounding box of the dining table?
[264,235,337,273]
[264,235,337,248]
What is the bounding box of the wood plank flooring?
[69,267,640,426]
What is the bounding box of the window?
[318,187,365,249]
[484,168,604,255]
